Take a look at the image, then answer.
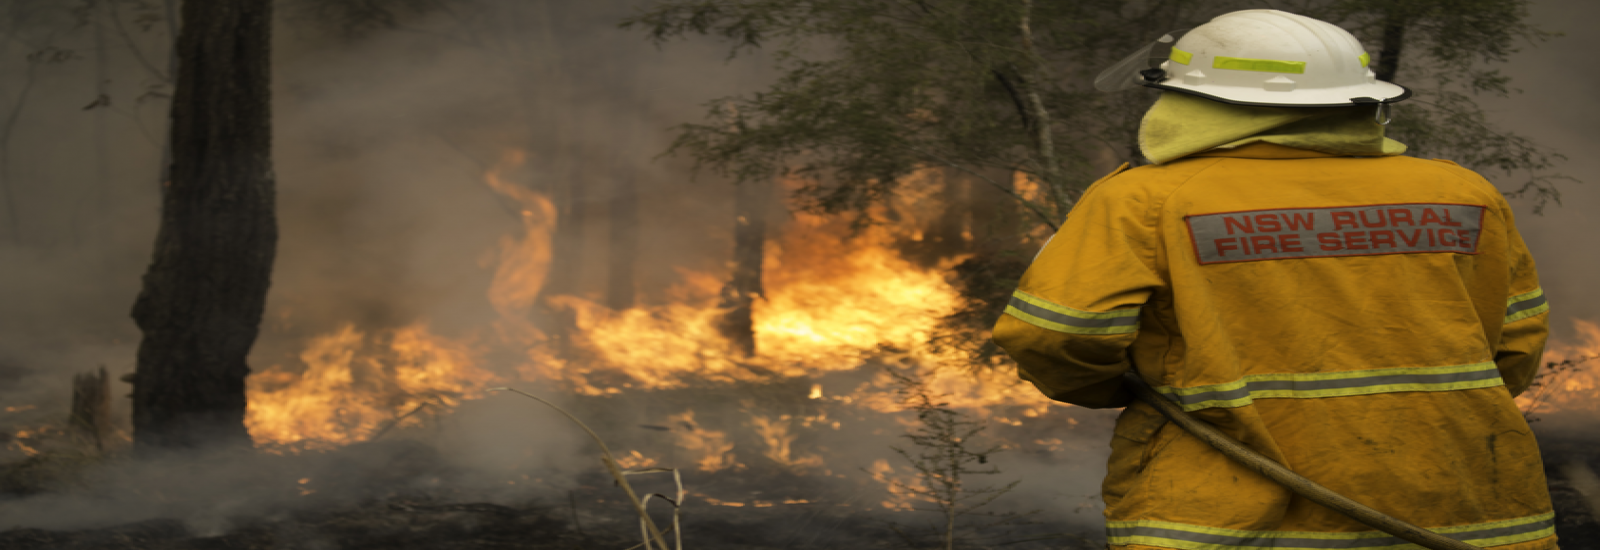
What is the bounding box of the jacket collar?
[1189,142,1353,160]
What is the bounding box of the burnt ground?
[1,412,1595,549]
[0,472,1096,550]
[0,433,1103,550]
[1535,430,1600,549]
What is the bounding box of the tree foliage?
[628,0,1568,223]
[626,0,1256,227]
[1293,0,1569,212]
[627,0,1570,361]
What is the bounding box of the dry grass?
[490,387,684,550]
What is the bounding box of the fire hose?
[1120,372,1487,550]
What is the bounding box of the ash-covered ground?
[4,395,1599,550]
[0,381,1117,550]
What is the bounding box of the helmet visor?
[1093,30,1189,92]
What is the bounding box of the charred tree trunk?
[130,0,274,450]
[606,154,638,310]
[606,38,646,311]
[1375,9,1407,83]
[719,180,770,357]
[545,162,589,300]
[524,1,584,305]
[0,49,41,245]
[70,367,113,451]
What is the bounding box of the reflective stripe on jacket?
[992,142,1556,550]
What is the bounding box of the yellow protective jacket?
[993,143,1555,550]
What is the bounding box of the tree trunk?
[1375,9,1407,83]
[157,0,180,193]
[606,152,639,310]
[0,51,41,245]
[606,34,647,311]
[86,0,111,247]
[718,179,769,357]
[130,0,274,450]
[70,367,114,451]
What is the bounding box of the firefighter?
[992,9,1557,550]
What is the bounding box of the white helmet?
[1097,9,1410,107]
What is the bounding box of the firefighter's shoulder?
[1413,156,1504,195]
[1078,158,1223,207]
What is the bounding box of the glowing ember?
[669,411,738,472]
[867,458,918,511]
[751,414,823,469]
[615,450,659,469]
[1517,319,1600,415]
[245,323,496,450]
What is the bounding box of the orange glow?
[242,162,1061,474]
[245,323,496,450]
[669,411,738,472]
[751,414,823,469]
[1517,319,1600,415]
[482,150,558,345]
[510,171,1055,417]
[867,458,918,511]
[615,450,659,469]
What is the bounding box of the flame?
[867,458,918,511]
[245,323,496,450]
[245,150,540,450]
[509,173,1053,416]
[615,450,659,469]
[751,414,822,469]
[483,150,558,344]
[242,160,1063,469]
[669,411,738,472]
[1517,319,1600,415]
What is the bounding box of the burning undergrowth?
[3,152,1598,548]
[0,160,1115,547]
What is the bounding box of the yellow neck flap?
[1138,91,1407,165]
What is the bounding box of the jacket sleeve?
[1495,209,1549,397]
[992,166,1165,408]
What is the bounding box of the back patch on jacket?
[1186,203,1485,265]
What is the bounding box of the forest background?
[0,0,1595,542]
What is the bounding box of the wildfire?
[868,458,919,511]
[510,171,1055,418]
[1517,319,1600,415]
[751,414,823,469]
[669,411,738,472]
[242,158,1061,481]
[245,323,496,450]
[482,150,558,345]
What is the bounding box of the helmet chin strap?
[1375,102,1393,126]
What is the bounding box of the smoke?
[0,0,782,530]
[0,0,1595,538]
[1490,0,1600,342]
[0,407,584,533]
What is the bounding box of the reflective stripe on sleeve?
[1505,288,1549,324]
[1107,511,1554,550]
[1154,362,1504,412]
[1003,291,1139,335]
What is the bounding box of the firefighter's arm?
[992,167,1163,409]
[1496,215,1549,397]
